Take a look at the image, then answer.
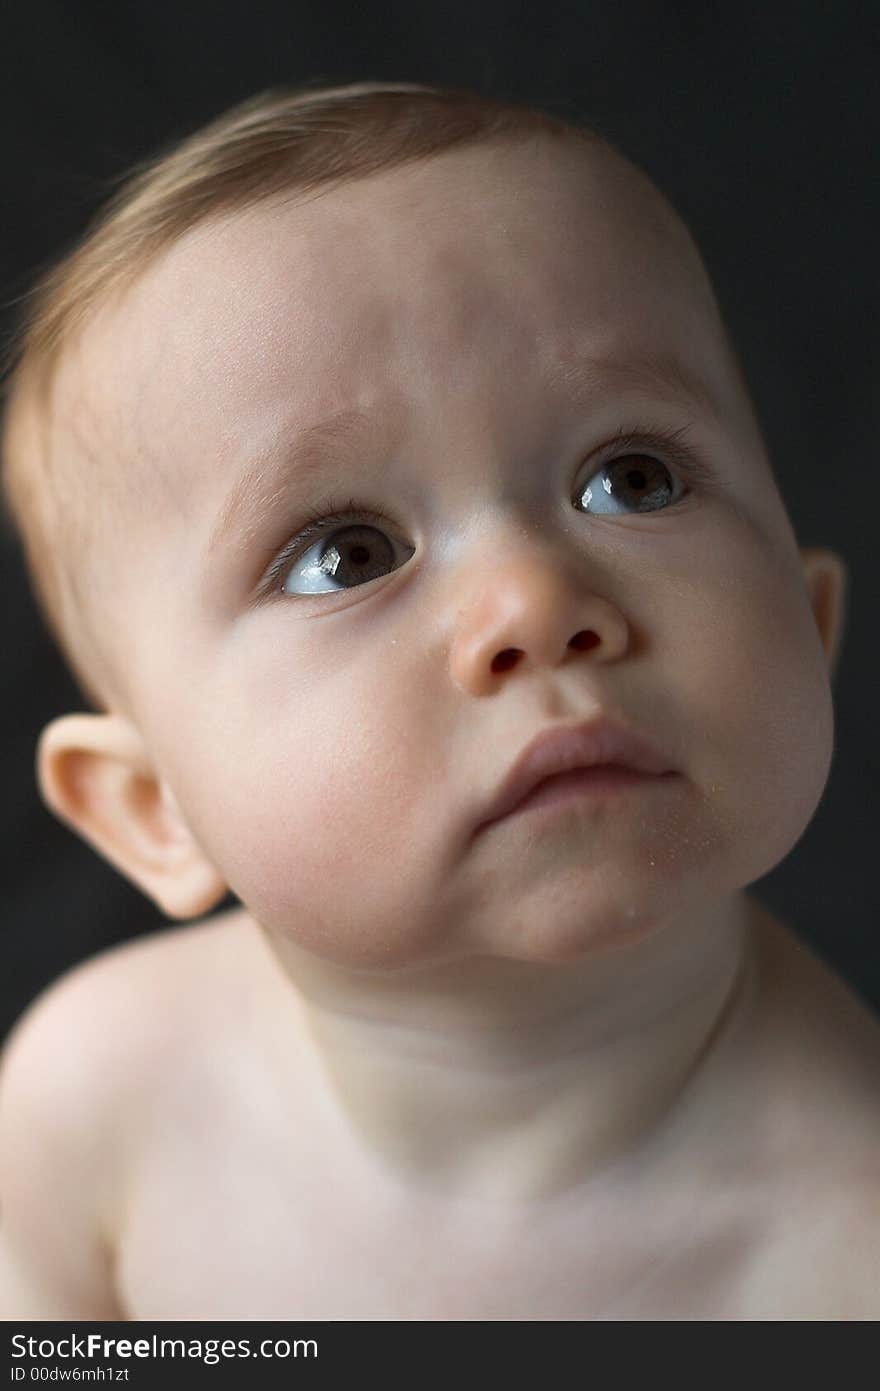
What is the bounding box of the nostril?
[491,647,523,673]
[569,630,599,651]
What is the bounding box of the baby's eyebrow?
[207,408,373,563]
[206,350,720,565]
[544,349,722,425]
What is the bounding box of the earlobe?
[799,547,849,683]
[35,713,228,921]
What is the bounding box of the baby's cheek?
[183,714,436,965]
[678,558,835,883]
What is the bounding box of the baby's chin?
[245,788,759,975]
[456,869,705,967]
[255,869,721,977]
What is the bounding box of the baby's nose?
[448,542,629,695]
[490,626,601,674]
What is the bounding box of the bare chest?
[111,1097,873,1320]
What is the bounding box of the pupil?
[626,468,647,490]
[350,544,370,566]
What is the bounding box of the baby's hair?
[0,79,612,715]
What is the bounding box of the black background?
[1,1,877,1044]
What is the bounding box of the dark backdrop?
[2,2,877,1043]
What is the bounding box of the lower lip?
[482,766,676,832]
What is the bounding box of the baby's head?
[2,81,847,972]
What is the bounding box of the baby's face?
[66,137,836,968]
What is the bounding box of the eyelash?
[261,421,713,597]
[261,499,396,596]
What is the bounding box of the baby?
[1,80,877,1321]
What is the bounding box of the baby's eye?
[281,522,413,596]
[575,452,686,515]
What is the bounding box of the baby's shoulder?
[743,912,880,1314]
[1,909,252,1118]
[0,911,255,1316]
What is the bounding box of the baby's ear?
[799,547,849,685]
[35,714,228,921]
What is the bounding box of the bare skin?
[3,893,878,1320]
[2,136,876,1319]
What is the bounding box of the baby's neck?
[256,892,757,1205]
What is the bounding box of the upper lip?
[474,717,676,833]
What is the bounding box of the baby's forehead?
[178,140,703,317]
[56,138,744,522]
[89,146,714,369]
